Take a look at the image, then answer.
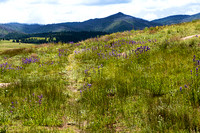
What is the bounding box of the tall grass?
[0,20,200,132]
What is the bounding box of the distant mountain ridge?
[0,12,160,36]
[151,13,200,25]
[0,12,200,37]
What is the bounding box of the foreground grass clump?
[0,20,200,132]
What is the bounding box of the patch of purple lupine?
[39,61,55,67]
[75,43,81,47]
[22,57,39,64]
[0,62,23,72]
[84,64,103,76]
[80,83,93,94]
[38,94,43,105]
[192,55,200,68]
[74,48,91,55]
[10,93,44,113]
[74,39,155,57]
[181,56,200,92]
[58,48,68,57]
[96,46,150,60]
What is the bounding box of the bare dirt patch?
[0,83,10,88]
[181,34,200,40]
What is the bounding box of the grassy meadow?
[0,40,35,52]
[1,20,200,132]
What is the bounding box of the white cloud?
[0,0,199,24]
[81,0,132,6]
[184,4,200,15]
[143,13,158,21]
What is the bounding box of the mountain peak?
[114,12,127,17]
[107,12,127,19]
[116,12,124,15]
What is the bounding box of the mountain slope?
[183,13,200,22]
[70,12,160,32]
[151,15,190,25]
[1,12,200,37]
[151,13,200,25]
[0,12,160,36]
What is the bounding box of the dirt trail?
[61,51,83,132]
[66,52,80,93]
[181,34,200,40]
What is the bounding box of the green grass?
[0,40,35,52]
[0,20,200,132]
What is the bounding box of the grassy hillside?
[0,20,200,132]
[0,25,16,37]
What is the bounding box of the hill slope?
[67,12,160,32]
[0,12,160,36]
[152,13,200,25]
[0,25,17,37]
[1,12,200,37]
[151,15,190,25]
[1,19,200,132]
[183,13,200,22]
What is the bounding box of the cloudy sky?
[0,0,199,24]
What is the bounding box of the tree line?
[1,31,108,44]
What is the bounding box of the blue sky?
[0,0,199,24]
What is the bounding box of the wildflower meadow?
[0,20,200,132]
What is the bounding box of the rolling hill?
[0,12,200,37]
[1,18,200,132]
[151,15,191,25]
[183,13,200,22]
[0,12,160,36]
[0,25,16,37]
[152,12,200,25]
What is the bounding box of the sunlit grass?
[0,20,200,132]
[0,40,36,52]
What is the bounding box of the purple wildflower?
[85,69,88,74]
[193,55,196,62]
[180,87,182,91]
[38,94,43,99]
[88,84,92,88]
[184,85,187,88]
